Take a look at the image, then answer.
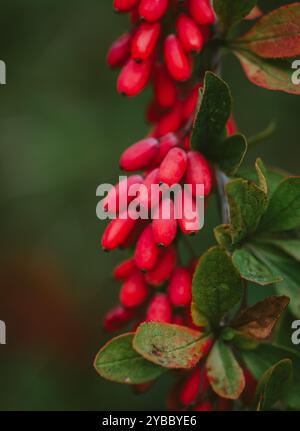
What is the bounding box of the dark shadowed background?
[0,0,298,410]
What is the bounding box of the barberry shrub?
[95,1,300,411]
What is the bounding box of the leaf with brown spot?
[232,295,290,340]
[133,322,212,369]
[206,340,245,400]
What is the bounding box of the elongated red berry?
[159,147,187,186]
[103,175,143,214]
[146,100,166,123]
[120,137,159,171]
[146,293,172,323]
[131,22,161,62]
[134,223,159,271]
[117,58,152,96]
[180,368,202,406]
[226,116,237,136]
[113,257,136,280]
[152,198,177,247]
[145,246,177,286]
[153,63,177,108]
[168,266,192,306]
[137,168,160,211]
[153,100,183,137]
[188,0,215,26]
[104,305,135,332]
[120,219,148,249]
[164,35,192,82]
[148,133,180,168]
[176,14,204,53]
[107,33,132,68]
[120,271,149,308]
[175,189,202,235]
[242,369,257,407]
[185,151,213,197]
[182,84,202,121]
[114,0,140,12]
[193,401,213,411]
[139,0,168,22]
[101,215,136,251]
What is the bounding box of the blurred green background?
[0,0,298,410]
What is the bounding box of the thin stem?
[215,168,230,224]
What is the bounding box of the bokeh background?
[0,0,298,410]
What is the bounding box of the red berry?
[164,35,192,82]
[242,369,257,407]
[104,305,135,332]
[185,151,213,197]
[175,188,202,235]
[120,219,148,249]
[103,174,143,214]
[107,33,132,68]
[120,271,149,308]
[134,223,160,271]
[188,0,215,26]
[114,0,140,12]
[146,100,166,123]
[101,215,136,251]
[153,100,183,137]
[145,246,177,286]
[159,147,188,186]
[172,313,185,325]
[149,133,180,168]
[183,135,191,151]
[137,168,160,211]
[113,258,136,280]
[182,84,202,121]
[193,401,213,411]
[168,267,192,306]
[117,58,152,96]
[131,22,161,62]
[120,137,159,171]
[176,14,204,53]
[153,63,177,109]
[146,293,172,323]
[152,198,178,247]
[180,367,202,406]
[139,0,169,22]
[226,116,237,136]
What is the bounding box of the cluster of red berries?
[103,0,216,333]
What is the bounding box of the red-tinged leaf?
[206,340,246,399]
[234,50,300,95]
[133,322,213,369]
[245,6,263,21]
[237,3,300,59]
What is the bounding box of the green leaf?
[232,247,282,285]
[255,158,268,195]
[94,333,164,384]
[255,359,292,411]
[191,302,209,327]
[226,178,268,244]
[214,134,248,176]
[262,239,300,262]
[236,4,300,59]
[191,72,232,154]
[133,323,212,369]
[213,0,257,31]
[232,295,289,340]
[192,246,243,327]
[238,166,286,198]
[234,50,300,95]
[206,340,245,399]
[242,343,300,409]
[214,224,234,251]
[231,330,259,351]
[259,177,300,232]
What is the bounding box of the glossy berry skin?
[168,267,192,306]
[104,305,135,332]
[131,22,161,62]
[103,174,143,214]
[185,151,213,197]
[139,0,169,22]
[180,367,202,406]
[159,147,187,186]
[153,100,183,137]
[137,168,160,211]
[164,35,192,82]
[134,223,160,271]
[117,58,152,96]
[182,84,201,121]
[113,257,136,280]
[101,215,136,251]
[120,137,159,171]
[149,133,179,168]
[176,14,204,53]
[107,33,132,68]
[114,0,140,12]
[188,0,215,26]
[152,198,177,247]
[175,189,202,235]
[145,246,177,286]
[120,271,149,308]
[146,293,172,323]
[153,63,177,109]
